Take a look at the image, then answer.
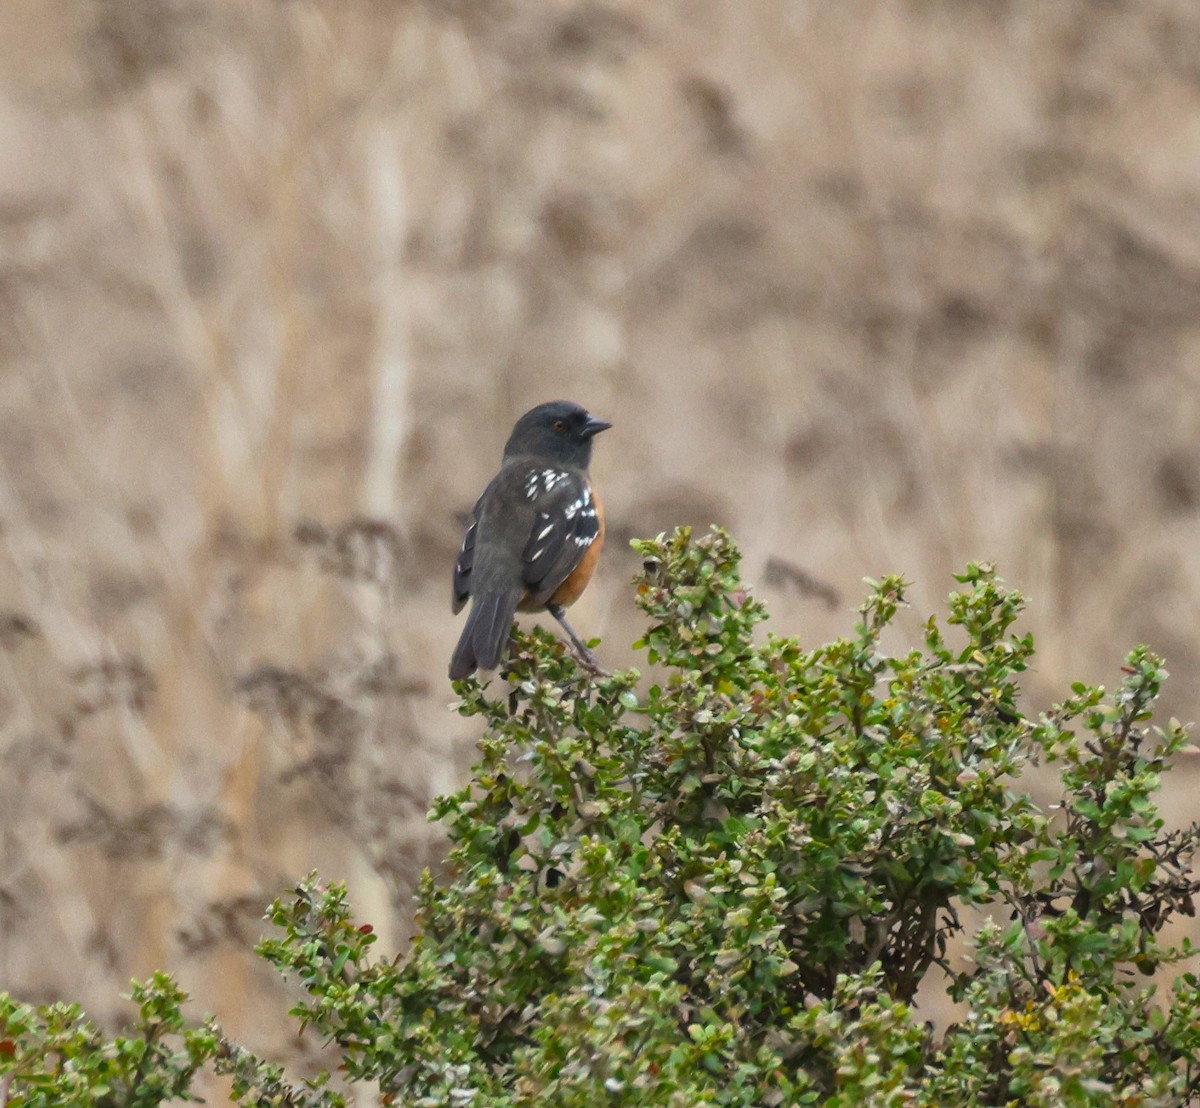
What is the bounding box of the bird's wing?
[519,469,601,606]
[451,486,490,613]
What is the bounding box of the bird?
[450,400,612,680]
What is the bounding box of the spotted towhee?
[449,401,612,680]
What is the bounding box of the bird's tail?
[449,589,521,680]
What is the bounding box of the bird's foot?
[547,603,608,677]
[567,640,609,677]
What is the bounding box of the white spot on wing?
[537,523,554,540]
[564,484,593,520]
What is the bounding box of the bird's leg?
[547,604,606,675]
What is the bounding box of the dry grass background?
[4,0,1200,1093]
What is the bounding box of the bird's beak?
[582,414,613,438]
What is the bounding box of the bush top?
[4,527,1200,1107]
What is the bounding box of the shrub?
[3,527,1200,1105]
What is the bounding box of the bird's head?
[503,400,612,468]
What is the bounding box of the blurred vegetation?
[4,528,1200,1105]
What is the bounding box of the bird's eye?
[553,420,566,432]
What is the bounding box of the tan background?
[3,0,1200,1092]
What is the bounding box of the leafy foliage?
[3,526,1200,1105]
[0,974,212,1107]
